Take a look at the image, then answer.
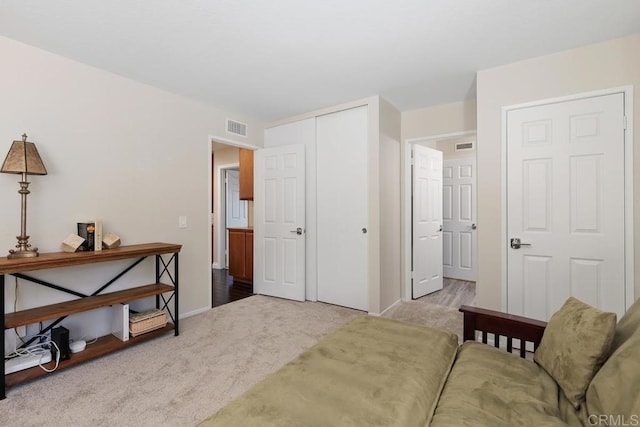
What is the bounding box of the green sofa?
[201,298,640,426]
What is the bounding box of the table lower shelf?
[6,323,174,387]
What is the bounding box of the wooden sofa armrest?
[459,305,548,358]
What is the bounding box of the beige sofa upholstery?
[431,342,566,426]
[201,299,640,426]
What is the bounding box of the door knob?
[510,237,531,249]
[290,227,303,235]
[471,223,477,230]
[439,225,443,232]
[362,228,367,234]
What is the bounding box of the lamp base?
[8,248,39,259]
[8,236,39,259]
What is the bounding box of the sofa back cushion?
[610,297,640,354]
[534,297,616,409]
[586,329,640,420]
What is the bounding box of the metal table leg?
[1,274,6,400]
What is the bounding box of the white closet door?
[316,105,369,311]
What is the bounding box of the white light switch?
[178,216,187,228]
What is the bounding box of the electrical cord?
[76,335,98,345]
[13,277,27,346]
[5,334,61,373]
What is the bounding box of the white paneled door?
[225,169,247,268]
[507,93,626,321]
[225,169,247,228]
[254,144,306,301]
[412,145,443,298]
[442,158,477,281]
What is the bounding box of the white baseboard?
[179,306,211,320]
[212,262,222,270]
[368,298,402,317]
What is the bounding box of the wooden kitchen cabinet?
[228,227,253,284]
[239,148,254,200]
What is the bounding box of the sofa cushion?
[200,315,459,427]
[534,297,616,408]
[610,297,640,354]
[558,389,589,427]
[431,342,566,427]
[586,328,640,420]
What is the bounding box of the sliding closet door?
[316,106,369,311]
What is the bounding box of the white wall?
[1,36,264,346]
[435,136,475,160]
[378,98,402,311]
[402,100,477,142]
[476,33,640,310]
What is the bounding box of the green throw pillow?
[586,330,640,420]
[610,297,640,354]
[534,297,616,409]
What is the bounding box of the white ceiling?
[1,1,639,122]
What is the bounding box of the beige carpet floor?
[0,295,462,427]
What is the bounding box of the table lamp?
[1,134,47,258]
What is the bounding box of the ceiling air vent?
[226,119,248,137]
[455,141,474,151]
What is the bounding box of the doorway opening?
[404,131,477,306]
[209,138,258,308]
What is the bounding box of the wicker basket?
[129,309,167,337]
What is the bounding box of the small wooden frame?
[459,305,547,359]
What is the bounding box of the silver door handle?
[510,237,531,249]
[290,227,303,235]
[439,225,443,232]
[471,223,477,230]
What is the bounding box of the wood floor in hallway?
[416,278,476,308]
[212,271,475,310]
[211,268,254,308]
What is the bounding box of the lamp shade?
[1,135,47,175]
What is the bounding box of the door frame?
[402,130,477,302]
[208,136,260,306]
[500,86,634,311]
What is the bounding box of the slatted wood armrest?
[459,305,548,358]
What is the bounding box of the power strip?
[5,352,52,374]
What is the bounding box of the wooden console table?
[0,242,181,399]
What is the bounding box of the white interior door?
[254,144,306,301]
[224,169,247,268]
[225,169,247,228]
[442,158,477,281]
[507,93,626,321]
[412,144,443,298]
[264,118,318,301]
[316,106,368,311]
